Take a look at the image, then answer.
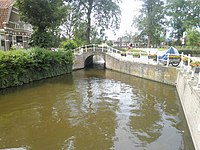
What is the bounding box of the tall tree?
[64,0,121,44]
[134,0,165,48]
[166,0,200,45]
[16,0,67,48]
[184,0,200,28]
[166,0,188,45]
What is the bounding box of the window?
[1,39,5,47]
[16,36,23,43]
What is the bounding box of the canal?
[0,66,194,150]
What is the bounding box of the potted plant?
[121,51,126,56]
[182,56,192,65]
[132,53,140,58]
[168,55,181,62]
[148,54,157,61]
[190,61,200,73]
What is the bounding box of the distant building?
[0,0,32,51]
[112,37,129,48]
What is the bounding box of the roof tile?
[0,0,14,8]
[0,0,14,29]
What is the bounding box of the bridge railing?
[73,44,194,68]
[72,44,124,55]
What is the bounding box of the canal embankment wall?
[105,54,200,150]
[105,54,178,86]
[176,73,200,150]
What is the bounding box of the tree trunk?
[86,13,91,44]
[86,1,93,44]
[147,35,151,48]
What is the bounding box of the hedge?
[0,47,73,89]
[178,50,200,56]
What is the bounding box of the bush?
[30,31,52,48]
[0,47,73,89]
[178,50,200,56]
[60,39,78,51]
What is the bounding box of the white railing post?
[86,45,87,52]
[191,70,194,80]
[93,44,95,51]
[180,52,184,67]
[102,44,103,52]
[187,54,191,73]
[139,51,142,63]
[147,51,150,64]
[197,72,200,88]
[188,54,191,67]
[156,52,159,65]
[166,53,170,67]
[79,47,81,53]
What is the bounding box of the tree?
[166,0,200,45]
[184,0,200,28]
[166,0,189,45]
[16,0,67,48]
[134,0,165,48]
[64,0,121,44]
[186,28,200,47]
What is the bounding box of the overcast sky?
[106,0,143,40]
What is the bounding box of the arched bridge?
[72,44,124,70]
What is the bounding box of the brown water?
[0,67,194,150]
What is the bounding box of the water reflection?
[129,94,163,145]
[0,67,194,150]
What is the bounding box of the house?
[112,37,129,48]
[0,0,32,51]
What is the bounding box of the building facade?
[0,0,32,51]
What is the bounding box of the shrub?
[178,50,200,56]
[60,39,78,51]
[0,47,73,88]
[30,31,52,48]
[190,61,200,67]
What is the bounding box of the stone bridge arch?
[73,50,107,70]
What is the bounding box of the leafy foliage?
[0,48,73,88]
[178,50,200,56]
[165,0,200,45]
[134,0,165,48]
[60,40,78,51]
[63,0,121,44]
[29,31,52,48]
[186,28,200,47]
[16,0,67,48]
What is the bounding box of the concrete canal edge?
[105,55,178,86]
[105,55,200,150]
[176,73,200,150]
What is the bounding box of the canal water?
[0,66,194,150]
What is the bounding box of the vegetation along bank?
[0,47,73,89]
